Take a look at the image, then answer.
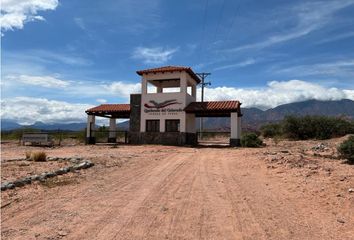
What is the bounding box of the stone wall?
[129,132,197,146]
[128,94,142,144]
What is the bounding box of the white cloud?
[33,50,92,66]
[101,81,141,97]
[9,49,92,66]
[74,17,85,30]
[316,31,354,44]
[5,74,70,88]
[201,80,354,110]
[1,80,353,124]
[76,78,354,110]
[132,47,178,64]
[55,81,142,100]
[228,0,354,52]
[0,97,93,125]
[0,0,59,33]
[214,58,256,71]
[96,98,107,104]
[275,60,354,78]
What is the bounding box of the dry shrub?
[41,177,78,188]
[241,133,263,148]
[26,151,47,162]
[338,136,354,164]
[25,151,31,159]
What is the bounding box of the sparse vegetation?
[40,177,79,188]
[26,151,47,162]
[1,129,86,143]
[260,116,354,140]
[260,123,282,138]
[338,136,354,164]
[241,133,263,147]
[1,128,39,141]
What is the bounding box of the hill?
[2,99,353,131]
[203,99,354,131]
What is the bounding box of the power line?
[203,0,227,66]
[224,0,242,44]
[196,72,211,102]
[196,72,211,140]
[197,0,210,64]
[211,0,227,47]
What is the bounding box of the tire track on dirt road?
[2,152,183,240]
[113,152,198,239]
[74,152,195,239]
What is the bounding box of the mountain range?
[1,99,353,131]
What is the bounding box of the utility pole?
[196,72,211,140]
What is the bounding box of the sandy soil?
[1,160,70,183]
[1,137,354,240]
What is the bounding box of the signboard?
[144,99,183,115]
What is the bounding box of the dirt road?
[1,141,354,239]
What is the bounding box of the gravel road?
[1,141,354,239]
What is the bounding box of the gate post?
[108,118,117,143]
[230,112,241,146]
[86,115,96,144]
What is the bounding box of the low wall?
[128,132,197,146]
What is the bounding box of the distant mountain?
[263,99,354,121]
[2,99,353,131]
[28,122,88,131]
[1,121,87,131]
[1,119,22,131]
[203,99,354,131]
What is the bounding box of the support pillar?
[108,118,117,143]
[192,85,196,97]
[230,112,241,147]
[86,115,96,144]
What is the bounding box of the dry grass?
[25,151,31,160]
[40,177,79,188]
[25,151,47,162]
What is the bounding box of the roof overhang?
[85,104,131,118]
[184,101,242,117]
[137,66,201,84]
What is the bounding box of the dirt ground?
[1,137,354,240]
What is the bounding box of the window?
[165,119,180,132]
[146,120,160,132]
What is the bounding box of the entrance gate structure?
[184,101,242,146]
[85,66,242,146]
[85,104,130,144]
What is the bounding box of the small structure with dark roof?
[85,66,242,146]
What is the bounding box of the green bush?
[260,123,282,138]
[241,133,263,147]
[338,136,354,164]
[282,115,353,140]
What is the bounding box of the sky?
[1,0,354,124]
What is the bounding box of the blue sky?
[1,0,354,124]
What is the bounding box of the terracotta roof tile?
[86,104,131,113]
[184,101,241,113]
[136,66,201,83]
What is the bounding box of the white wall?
[140,71,197,133]
[230,112,241,139]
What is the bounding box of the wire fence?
[1,129,129,145]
